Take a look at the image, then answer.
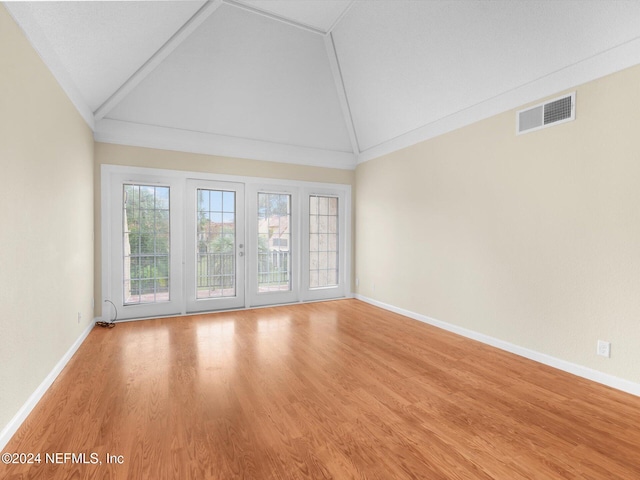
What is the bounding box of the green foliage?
[209,234,234,253]
[124,185,170,287]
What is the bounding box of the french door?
[185,180,245,312]
[246,185,299,307]
[104,167,349,320]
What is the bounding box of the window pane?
[123,185,171,305]
[257,192,291,293]
[328,234,337,251]
[310,196,318,215]
[210,190,222,212]
[309,195,338,289]
[328,197,338,216]
[196,189,236,299]
[222,191,235,212]
[156,188,169,210]
[198,189,209,211]
[319,196,329,215]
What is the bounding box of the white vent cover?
[517,92,575,135]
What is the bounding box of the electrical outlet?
[597,340,610,358]
[355,278,359,287]
[77,312,82,324]
[371,282,375,293]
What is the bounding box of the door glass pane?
[309,195,338,288]
[197,189,236,298]
[123,184,170,304]
[257,193,291,292]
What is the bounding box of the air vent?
[517,92,575,135]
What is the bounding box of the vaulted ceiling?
[7,1,640,169]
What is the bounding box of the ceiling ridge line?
[326,0,356,35]
[93,0,224,122]
[223,0,328,36]
[324,32,361,156]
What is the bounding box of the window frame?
[300,188,349,302]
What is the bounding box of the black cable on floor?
[96,299,118,328]
[95,321,115,328]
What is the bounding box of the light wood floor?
[3,299,640,479]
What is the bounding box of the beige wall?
[0,4,94,431]
[356,64,640,384]
[94,143,356,315]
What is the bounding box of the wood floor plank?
[2,299,640,479]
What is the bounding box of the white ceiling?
[7,1,206,111]
[107,3,353,153]
[6,0,640,169]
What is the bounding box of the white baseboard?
[0,321,95,451]
[355,294,640,397]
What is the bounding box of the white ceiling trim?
[94,0,223,122]
[95,119,357,170]
[4,2,94,129]
[357,35,640,164]
[224,0,327,35]
[324,33,360,155]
